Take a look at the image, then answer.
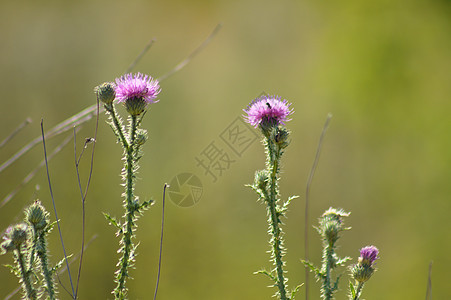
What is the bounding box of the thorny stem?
[16,248,37,300]
[353,282,364,300]
[266,136,288,300]
[37,233,56,300]
[114,115,138,299]
[322,245,334,300]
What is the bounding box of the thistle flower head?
[243,95,293,128]
[115,73,160,116]
[351,245,379,283]
[358,245,379,267]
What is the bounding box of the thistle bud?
[254,170,269,191]
[318,207,350,246]
[10,224,28,248]
[273,127,290,148]
[94,82,116,105]
[135,129,148,146]
[25,201,49,231]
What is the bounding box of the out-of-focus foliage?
[0,0,449,299]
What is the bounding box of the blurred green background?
[1,0,450,299]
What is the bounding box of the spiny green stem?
[114,115,138,299]
[353,282,364,300]
[37,234,56,300]
[322,246,334,300]
[266,137,288,300]
[16,248,37,300]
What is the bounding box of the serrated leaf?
[283,195,299,209]
[254,269,276,282]
[337,256,352,266]
[137,199,154,211]
[103,213,121,229]
[290,283,304,299]
[301,259,321,276]
[4,264,19,275]
[52,254,74,274]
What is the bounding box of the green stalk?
[353,282,364,300]
[114,115,138,300]
[36,233,56,300]
[16,248,37,300]
[322,245,334,300]
[265,136,288,300]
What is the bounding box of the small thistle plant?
[244,95,301,299]
[1,201,58,300]
[302,207,379,300]
[95,72,161,300]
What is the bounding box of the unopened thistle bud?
[135,129,148,146]
[25,201,48,232]
[94,82,116,105]
[9,224,28,248]
[318,207,350,246]
[254,170,269,191]
[273,127,290,148]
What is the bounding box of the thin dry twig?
[157,23,222,82]
[153,183,169,300]
[0,118,32,149]
[304,113,332,300]
[73,96,100,299]
[41,120,76,298]
[0,108,95,175]
[0,130,76,208]
[126,39,156,74]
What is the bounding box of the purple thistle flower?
[243,95,293,128]
[115,73,160,104]
[359,245,379,266]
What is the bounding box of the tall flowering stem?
[245,95,299,300]
[95,73,160,299]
